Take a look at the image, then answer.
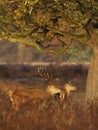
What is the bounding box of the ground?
[0,63,98,130]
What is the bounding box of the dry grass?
[0,91,98,130]
[0,81,98,130]
[0,64,97,130]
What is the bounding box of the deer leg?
[9,95,20,111]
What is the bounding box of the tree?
[0,0,98,101]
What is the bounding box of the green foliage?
[66,47,92,62]
[0,0,98,54]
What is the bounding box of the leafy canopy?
[0,0,98,54]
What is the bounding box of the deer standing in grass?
[1,86,60,111]
[0,82,76,111]
[0,66,77,111]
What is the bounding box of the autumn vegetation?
[0,0,98,100]
[0,0,98,129]
[0,64,97,130]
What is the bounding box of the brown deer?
[7,88,51,110]
[10,83,77,110]
[2,86,61,110]
[0,81,77,111]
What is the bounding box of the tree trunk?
[85,24,98,101]
[86,49,98,101]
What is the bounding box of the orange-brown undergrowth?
[0,81,97,130]
[0,95,98,130]
[0,64,97,130]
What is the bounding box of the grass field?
[0,63,98,130]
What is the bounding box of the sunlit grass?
[0,64,97,130]
[0,81,97,130]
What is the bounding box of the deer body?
[8,88,51,110]
[9,83,77,110]
[46,85,66,101]
[46,85,61,95]
[0,81,77,110]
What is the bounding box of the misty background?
[0,40,92,64]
